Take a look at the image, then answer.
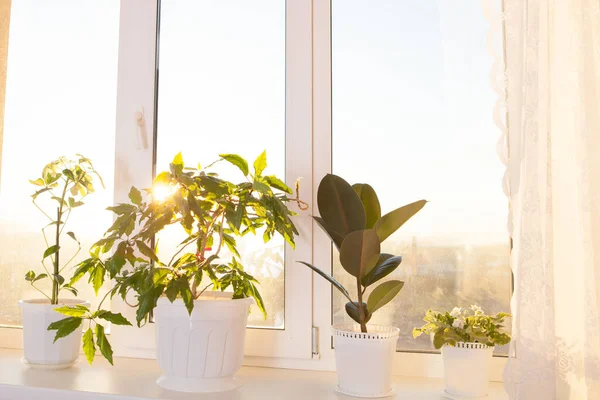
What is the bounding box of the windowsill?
[0,349,508,400]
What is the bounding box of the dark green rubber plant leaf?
[352,183,381,229]
[345,301,371,324]
[373,200,427,243]
[297,261,351,301]
[367,280,405,314]
[339,229,380,278]
[361,254,402,287]
[317,174,366,236]
[313,216,344,250]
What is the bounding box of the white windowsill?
[0,349,508,400]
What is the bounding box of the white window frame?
[107,0,314,361]
[0,0,509,379]
[309,0,508,380]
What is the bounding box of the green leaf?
[172,152,183,166]
[54,274,65,285]
[24,270,36,281]
[136,240,159,263]
[373,200,427,243]
[66,231,79,243]
[82,328,95,364]
[433,331,446,349]
[313,216,344,250]
[252,178,272,194]
[219,154,249,176]
[32,187,52,200]
[297,261,351,301]
[231,201,245,230]
[43,245,60,259]
[96,311,132,326]
[264,175,292,194]
[253,150,267,176]
[32,273,48,283]
[70,257,98,285]
[154,171,171,185]
[366,280,404,314]
[96,324,113,365]
[352,184,381,229]
[361,254,402,287]
[62,169,75,180]
[29,178,45,186]
[47,317,82,342]
[61,285,78,296]
[92,264,105,295]
[180,285,194,315]
[345,301,372,324]
[128,186,142,205]
[317,174,366,236]
[54,305,88,318]
[136,286,164,326]
[339,229,380,278]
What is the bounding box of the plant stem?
[191,207,222,298]
[51,178,70,304]
[356,277,367,333]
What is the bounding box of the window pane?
[331,0,511,353]
[156,1,285,328]
[0,1,119,326]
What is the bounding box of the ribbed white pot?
[441,343,494,400]
[18,298,89,369]
[154,293,253,393]
[332,325,399,398]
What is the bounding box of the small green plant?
[25,155,103,304]
[49,151,303,364]
[298,174,426,333]
[413,305,511,349]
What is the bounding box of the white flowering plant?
[412,305,511,349]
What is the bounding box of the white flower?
[470,305,484,315]
[449,307,463,318]
[452,318,465,329]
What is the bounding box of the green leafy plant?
[49,151,303,364]
[25,155,104,304]
[412,305,511,349]
[298,174,426,333]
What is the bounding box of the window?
[0,0,119,328]
[155,0,286,328]
[330,0,511,354]
[0,0,508,375]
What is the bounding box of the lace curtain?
[503,0,600,398]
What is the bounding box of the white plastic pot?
[18,298,89,368]
[441,343,494,399]
[332,324,399,398]
[154,292,253,393]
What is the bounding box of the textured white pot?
[154,292,253,393]
[332,324,399,398]
[18,298,89,369]
[441,343,494,399]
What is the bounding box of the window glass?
[331,0,511,353]
[0,0,119,326]
[156,1,285,328]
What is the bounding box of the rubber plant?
[299,174,426,333]
[25,155,104,304]
[48,151,304,365]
